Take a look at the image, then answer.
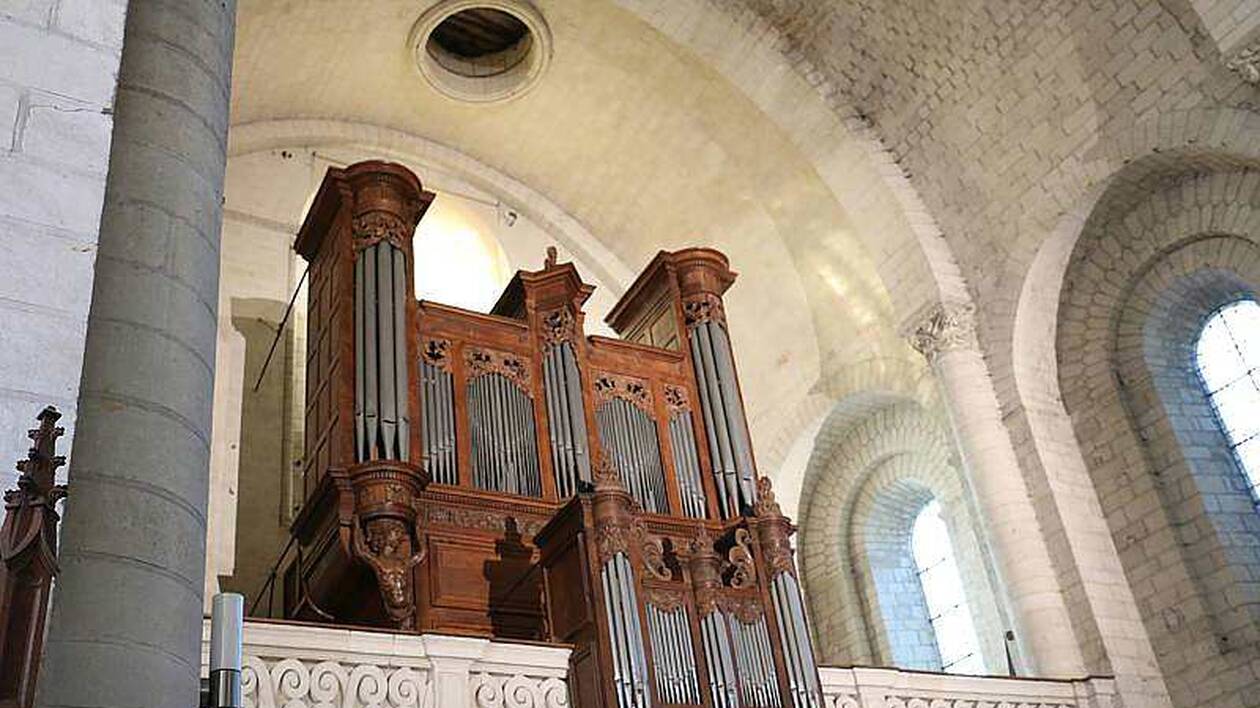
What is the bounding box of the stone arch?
[998,113,1260,696]
[796,399,1009,671]
[1048,168,1260,708]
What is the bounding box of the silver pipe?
[354,255,366,462]
[756,615,782,707]
[502,377,517,494]
[618,554,648,707]
[648,608,668,704]
[664,610,680,703]
[421,363,433,476]
[689,336,731,517]
[602,564,632,708]
[364,247,379,459]
[784,574,821,706]
[711,324,757,507]
[496,376,510,493]
[551,350,574,493]
[772,578,805,706]
[658,608,676,704]
[561,345,591,482]
[683,612,700,703]
[672,610,691,703]
[718,616,740,708]
[392,248,409,461]
[543,355,564,495]
[700,618,722,707]
[730,618,751,705]
[469,380,481,487]
[377,243,397,460]
[440,370,454,480]
[696,325,738,514]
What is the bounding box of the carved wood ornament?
[592,372,652,412]
[682,292,726,329]
[465,346,532,393]
[421,338,452,372]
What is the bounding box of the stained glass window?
[911,500,985,674]
[1195,299,1260,502]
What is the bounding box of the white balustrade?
[820,666,1118,708]
[200,619,570,708]
[201,619,1117,708]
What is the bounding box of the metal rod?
[251,263,310,394]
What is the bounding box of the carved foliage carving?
[539,307,576,350]
[425,505,544,538]
[593,372,652,412]
[1226,41,1260,85]
[465,347,532,393]
[422,338,452,371]
[682,293,725,329]
[723,595,764,625]
[753,476,781,518]
[663,385,689,416]
[687,528,723,617]
[645,586,686,613]
[352,211,411,251]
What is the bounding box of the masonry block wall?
[0,0,127,485]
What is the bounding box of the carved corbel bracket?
[687,528,723,618]
[346,460,429,630]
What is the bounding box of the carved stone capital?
[906,301,978,362]
[1226,41,1260,84]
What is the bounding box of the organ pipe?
[354,240,411,463]
[543,342,591,498]
[467,372,542,497]
[596,398,669,514]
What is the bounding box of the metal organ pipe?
[601,553,649,708]
[420,358,456,484]
[353,241,411,463]
[771,573,822,708]
[688,320,758,517]
[466,371,542,497]
[668,411,707,518]
[543,343,590,499]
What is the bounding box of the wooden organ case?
[285,161,823,707]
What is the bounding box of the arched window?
[1195,298,1260,501]
[911,500,985,674]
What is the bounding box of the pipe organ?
[285,161,823,707]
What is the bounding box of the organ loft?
[281,159,822,707]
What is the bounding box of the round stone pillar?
[37,1,236,706]
[908,302,1086,678]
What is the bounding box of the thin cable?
[252,263,310,393]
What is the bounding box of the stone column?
[36,1,236,706]
[907,302,1085,678]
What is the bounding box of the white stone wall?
[0,0,126,486]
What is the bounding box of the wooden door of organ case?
[284,161,822,706]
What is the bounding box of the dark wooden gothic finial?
[0,405,68,705]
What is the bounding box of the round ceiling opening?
[410,1,552,103]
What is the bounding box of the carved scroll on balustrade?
[465,347,542,497]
